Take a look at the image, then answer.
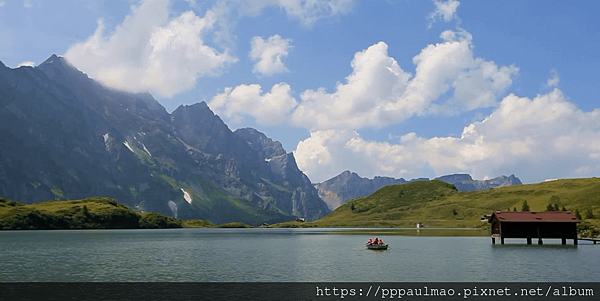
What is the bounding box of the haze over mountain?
[0,55,330,225]
[315,171,522,209]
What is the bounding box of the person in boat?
[367,237,386,246]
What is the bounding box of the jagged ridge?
[0,55,330,225]
[315,171,522,209]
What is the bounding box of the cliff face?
[234,128,330,221]
[0,55,330,224]
[314,171,414,209]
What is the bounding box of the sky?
[1,0,600,184]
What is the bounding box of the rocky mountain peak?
[508,174,522,184]
[436,174,473,183]
[39,54,64,66]
[37,54,87,81]
[335,170,359,181]
[489,174,523,186]
[170,102,236,154]
[173,101,216,119]
[234,128,286,159]
[435,173,522,191]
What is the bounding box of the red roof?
[489,211,580,223]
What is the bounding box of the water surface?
[0,228,597,282]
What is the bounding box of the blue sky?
[1,0,600,184]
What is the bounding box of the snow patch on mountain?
[103,133,110,151]
[142,143,152,156]
[181,188,192,204]
[123,141,134,153]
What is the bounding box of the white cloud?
[250,35,292,76]
[23,0,32,8]
[278,0,355,26]
[295,129,432,183]
[64,0,236,98]
[17,61,35,67]
[208,83,298,125]
[427,0,460,28]
[0,1,6,7]
[219,29,516,132]
[291,42,413,130]
[239,0,356,26]
[295,89,600,184]
[545,68,560,88]
[294,129,362,182]
[290,30,518,131]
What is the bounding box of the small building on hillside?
[488,211,580,245]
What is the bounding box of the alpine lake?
[1,228,598,282]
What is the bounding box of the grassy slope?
[0,196,255,229]
[0,197,182,230]
[271,178,600,233]
[5,177,599,232]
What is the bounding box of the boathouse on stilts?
[488,211,580,245]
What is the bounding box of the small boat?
[366,237,389,250]
[367,244,389,250]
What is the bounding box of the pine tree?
[521,200,530,212]
[575,209,582,220]
[586,209,594,219]
[554,204,560,211]
[546,204,554,211]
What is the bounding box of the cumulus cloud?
[290,30,518,131]
[294,130,363,182]
[64,0,236,98]
[295,89,600,184]
[295,129,431,183]
[208,83,297,125]
[427,0,460,28]
[291,42,412,130]
[212,28,516,137]
[250,35,292,76]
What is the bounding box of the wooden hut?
[488,211,580,245]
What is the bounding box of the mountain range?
[315,171,522,209]
[0,55,330,225]
[0,54,524,224]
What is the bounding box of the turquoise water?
[0,228,597,282]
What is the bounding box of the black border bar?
[0,282,598,301]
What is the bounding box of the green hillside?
[275,178,600,233]
[0,197,182,230]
